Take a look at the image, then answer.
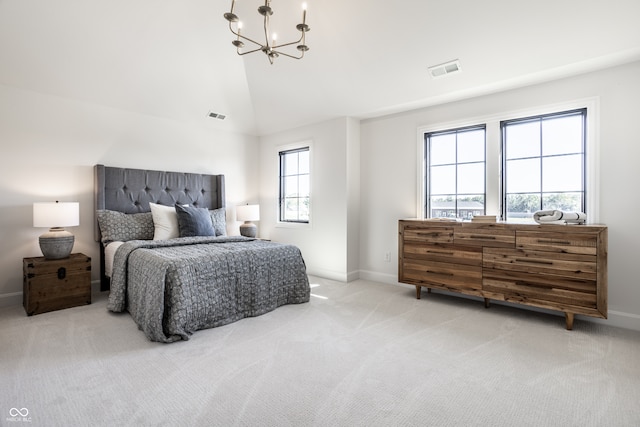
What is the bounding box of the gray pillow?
[175,204,216,237]
[209,207,227,236]
[96,210,154,244]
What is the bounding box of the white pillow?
[149,203,184,240]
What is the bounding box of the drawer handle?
[426,270,454,276]
[418,232,447,237]
[469,235,495,240]
[427,250,454,256]
[537,239,570,245]
[515,258,553,265]
[57,267,66,280]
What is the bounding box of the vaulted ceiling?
[1,0,639,136]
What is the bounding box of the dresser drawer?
[483,273,597,309]
[516,230,598,255]
[455,225,515,248]
[402,258,482,292]
[402,225,454,244]
[483,247,598,310]
[483,247,597,280]
[403,242,482,266]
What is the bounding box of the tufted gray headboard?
[93,164,225,290]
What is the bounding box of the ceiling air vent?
[208,111,227,120]
[428,59,462,79]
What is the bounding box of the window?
[279,146,310,223]
[425,125,486,219]
[501,109,586,220]
[418,99,597,222]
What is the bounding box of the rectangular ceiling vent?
[208,111,226,120]
[428,59,462,79]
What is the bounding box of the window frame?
[277,141,312,227]
[424,124,487,220]
[416,98,599,222]
[500,108,587,221]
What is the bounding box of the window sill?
[276,221,311,229]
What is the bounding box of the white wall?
[0,84,259,306]
[359,60,640,330]
[4,60,639,332]
[346,118,361,280]
[258,117,360,281]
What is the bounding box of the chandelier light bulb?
[224,0,310,63]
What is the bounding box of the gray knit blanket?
[107,236,310,342]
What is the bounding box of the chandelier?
[224,0,310,64]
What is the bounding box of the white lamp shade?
[236,204,260,222]
[33,202,80,228]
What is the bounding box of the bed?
[93,164,310,342]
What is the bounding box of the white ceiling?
[1,0,639,136]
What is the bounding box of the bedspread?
[107,236,310,342]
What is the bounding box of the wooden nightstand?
[23,253,92,316]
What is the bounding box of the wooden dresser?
[398,220,607,329]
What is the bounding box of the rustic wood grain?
[398,220,607,329]
[23,253,91,316]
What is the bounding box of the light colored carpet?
[1,276,639,427]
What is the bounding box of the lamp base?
[39,228,75,259]
[239,222,257,238]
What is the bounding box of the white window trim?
[416,97,600,222]
[276,140,313,229]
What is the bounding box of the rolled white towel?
[533,210,586,224]
[562,211,587,224]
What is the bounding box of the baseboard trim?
[307,268,360,283]
[5,271,638,332]
[346,270,360,282]
[0,280,104,310]
[0,292,22,309]
[306,267,349,283]
[357,269,640,332]
[599,310,640,331]
[358,270,397,285]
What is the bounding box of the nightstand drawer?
[23,253,91,316]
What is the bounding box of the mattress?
[104,241,124,278]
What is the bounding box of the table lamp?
[33,201,79,259]
[236,204,260,238]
